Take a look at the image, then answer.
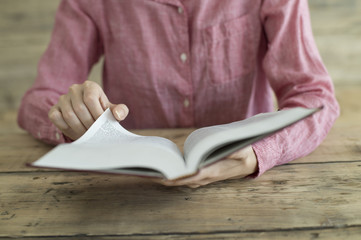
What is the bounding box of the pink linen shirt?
[18,0,340,177]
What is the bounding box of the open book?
[31,107,320,179]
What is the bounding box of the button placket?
[177,5,188,64]
[180,52,187,63]
[178,7,183,14]
[183,98,190,108]
[174,3,194,126]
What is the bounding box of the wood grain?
[1,161,360,237]
[7,227,361,240]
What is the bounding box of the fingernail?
[115,109,125,120]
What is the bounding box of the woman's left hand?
[154,146,258,188]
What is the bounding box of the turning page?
[32,109,186,179]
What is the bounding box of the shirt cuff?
[249,136,282,178]
[36,124,70,145]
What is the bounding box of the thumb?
[110,103,129,121]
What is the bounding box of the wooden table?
[1,87,361,239]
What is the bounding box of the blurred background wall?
[0,0,360,120]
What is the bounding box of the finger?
[162,172,208,186]
[226,146,255,160]
[227,151,243,159]
[155,179,203,188]
[99,92,110,110]
[68,85,95,129]
[58,94,87,138]
[151,178,175,186]
[82,81,107,120]
[111,104,129,121]
[225,147,258,177]
[177,160,245,186]
[48,105,69,130]
[153,176,212,188]
[49,104,83,140]
[151,178,189,187]
[154,157,253,188]
[212,158,252,179]
[183,177,214,188]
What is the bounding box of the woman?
[18,0,339,187]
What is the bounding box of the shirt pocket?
[203,15,258,84]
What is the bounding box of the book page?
[32,109,187,179]
[74,109,142,145]
[183,107,320,171]
[74,110,181,150]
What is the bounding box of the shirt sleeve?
[17,0,103,145]
[251,0,340,176]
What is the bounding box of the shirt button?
[183,98,190,108]
[55,132,61,140]
[180,53,187,63]
[37,132,41,138]
[178,7,183,14]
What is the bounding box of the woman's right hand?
[48,80,129,140]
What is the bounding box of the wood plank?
[309,0,361,84]
[0,43,46,112]
[1,161,360,237]
[11,226,361,240]
[0,0,60,34]
[295,125,361,163]
[0,121,360,173]
[334,85,361,127]
[315,35,361,84]
[309,0,361,35]
[0,0,60,113]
